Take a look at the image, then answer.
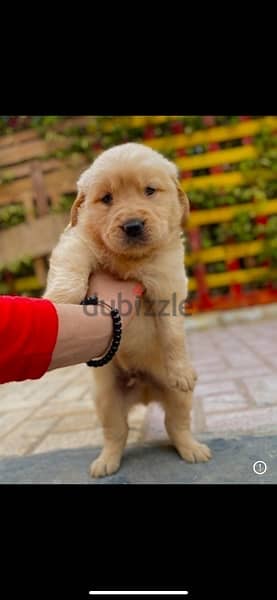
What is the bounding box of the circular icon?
[253,460,267,475]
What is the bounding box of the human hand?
[87,271,144,329]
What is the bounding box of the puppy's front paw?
[90,453,121,478]
[168,364,197,392]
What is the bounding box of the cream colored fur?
[45,143,211,477]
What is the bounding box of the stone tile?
[189,352,221,363]
[243,375,277,407]
[185,313,219,330]
[254,345,277,357]
[53,412,99,433]
[0,418,56,456]
[193,362,227,375]
[16,380,69,404]
[51,383,90,404]
[222,355,263,368]
[195,380,238,397]
[33,429,102,453]
[33,400,93,419]
[201,393,249,414]
[192,356,225,367]
[205,406,277,434]
[0,394,46,413]
[259,357,277,368]
[49,388,94,405]
[0,381,33,402]
[185,303,277,331]
[32,426,142,454]
[41,364,87,384]
[0,409,33,439]
[219,307,264,324]
[197,366,271,383]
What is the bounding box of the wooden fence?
[0,116,277,311]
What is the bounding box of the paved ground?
[1,436,276,483]
[0,305,276,483]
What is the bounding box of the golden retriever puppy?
[45,143,211,477]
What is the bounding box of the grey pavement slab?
[0,435,277,484]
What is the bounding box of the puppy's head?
[69,143,189,257]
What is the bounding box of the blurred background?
[0,115,277,313]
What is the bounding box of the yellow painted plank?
[100,116,178,132]
[181,169,276,191]
[207,267,269,287]
[101,115,277,138]
[0,276,41,294]
[145,116,277,151]
[185,240,265,265]
[188,267,269,291]
[0,269,269,295]
[182,171,245,190]
[176,145,257,171]
[15,276,41,292]
[188,199,277,227]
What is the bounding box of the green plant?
[254,127,277,152]
[0,257,34,281]
[52,193,75,214]
[188,180,277,212]
[209,212,258,245]
[0,203,25,230]
[0,171,15,185]
[230,213,257,242]
[200,227,213,248]
[207,261,226,273]
[264,215,277,238]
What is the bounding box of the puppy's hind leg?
[90,367,129,478]
[162,388,212,463]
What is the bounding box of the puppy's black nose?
[122,219,144,238]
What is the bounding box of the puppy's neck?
[99,248,154,280]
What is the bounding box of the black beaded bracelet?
[80,295,122,367]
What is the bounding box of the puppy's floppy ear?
[65,191,85,229]
[175,180,190,228]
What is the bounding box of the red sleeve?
[0,296,59,384]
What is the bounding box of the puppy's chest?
[117,305,162,370]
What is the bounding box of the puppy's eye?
[145,186,156,196]
[101,193,112,204]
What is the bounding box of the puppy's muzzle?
[121,219,145,239]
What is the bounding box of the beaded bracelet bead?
[80,295,122,367]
